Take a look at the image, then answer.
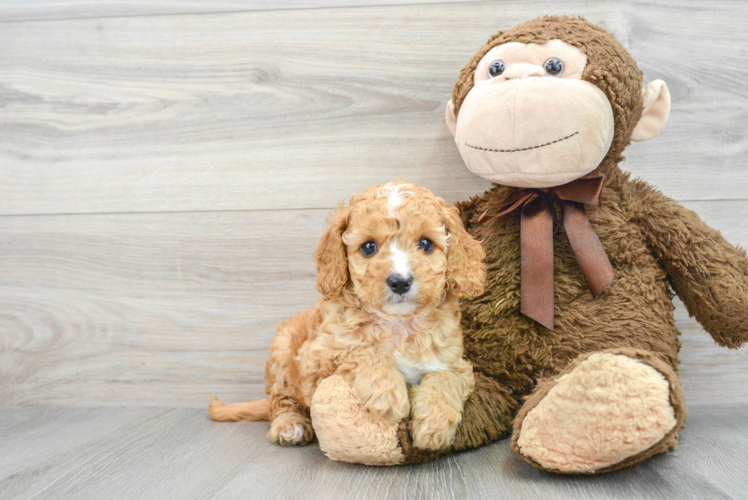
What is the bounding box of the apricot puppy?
[210,181,486,451]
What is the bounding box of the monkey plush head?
[445,16,671,188]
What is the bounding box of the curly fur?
[210,181,485,449]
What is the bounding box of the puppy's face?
[344,184,449,315]
[314,181,486,316]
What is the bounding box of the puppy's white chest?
[394,354,450,386]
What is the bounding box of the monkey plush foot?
[511,348,687,474]
[311,374,405,465]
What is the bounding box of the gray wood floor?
[1,407,747,500]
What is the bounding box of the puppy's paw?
[356,374,409,423]
[364,388,410,423]
[411,415,458,451]
[410,389,461,451]
[269,412,314,446]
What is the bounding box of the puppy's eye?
[544,58,564,76]
[417,237,434,254]
[488,60,505,78]
[360,240,378,257]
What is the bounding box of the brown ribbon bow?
[478,176,614,331]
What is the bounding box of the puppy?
[210,181,486,451]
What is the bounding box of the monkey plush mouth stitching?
[465,131,579,153]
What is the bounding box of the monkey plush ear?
[314,205,350,299]
[445,99,457,137]
[631,80,670,142]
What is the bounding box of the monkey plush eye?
[417,237,434,254]
[488,60,505,78]
[544,58,564,76]
[360,240,378,257]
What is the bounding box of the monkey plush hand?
[310,16,748,473]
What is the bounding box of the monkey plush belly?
[440,178,689,473]
[461,179,682,402]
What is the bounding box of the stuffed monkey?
[310,16,748,473]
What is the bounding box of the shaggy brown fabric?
[396,15,748,471]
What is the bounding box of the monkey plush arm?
[637,184,748,348]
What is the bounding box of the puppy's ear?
[443,204,486,299]
[314,203,350,299]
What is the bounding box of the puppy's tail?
[209,396,270,421]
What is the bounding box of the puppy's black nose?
[387,275,413,295]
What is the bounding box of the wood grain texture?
[1,200,746,408]
[1,407,746,499]
[0,209,325,407]
[0,0,483,23]
[0,0,746,216]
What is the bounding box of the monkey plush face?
[446,17,671,189]
[448,40,613,188]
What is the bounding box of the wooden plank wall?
[1,0,746,408]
